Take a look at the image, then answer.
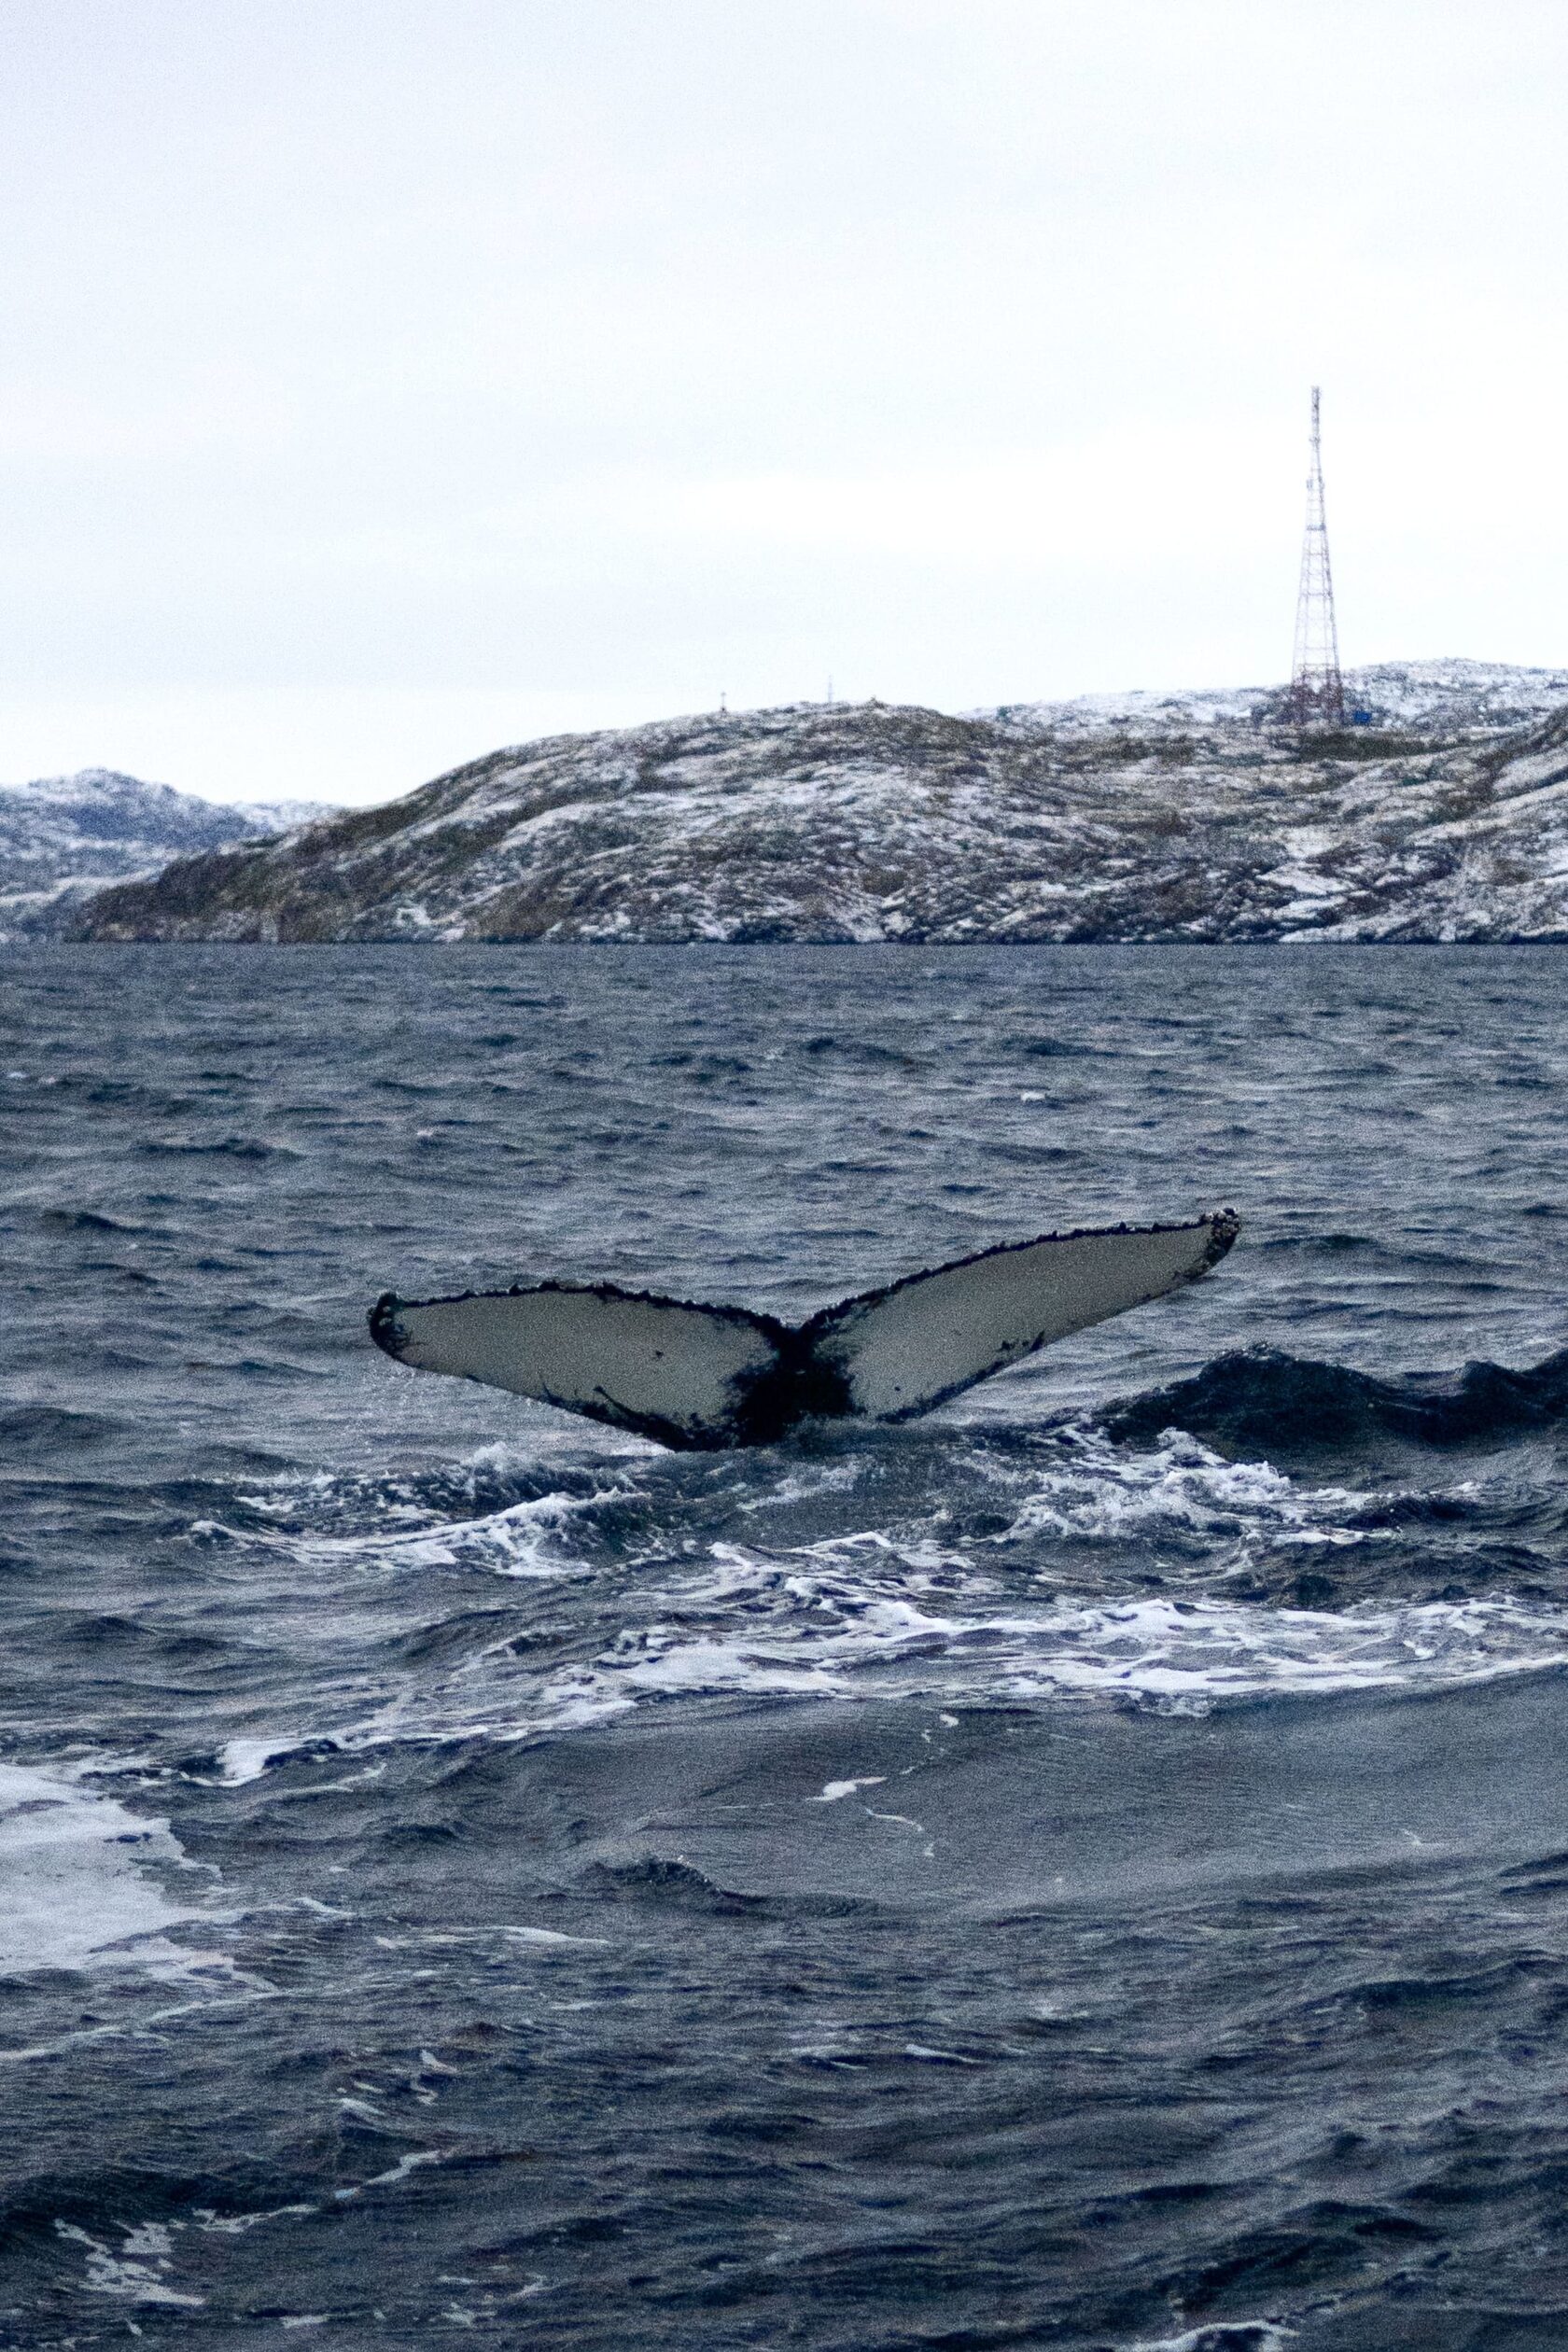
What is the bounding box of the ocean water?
[4,943,1568,2349]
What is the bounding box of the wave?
[35,1206,139,1233]
[199,1467,639,1581]
[1106,1345,1568,1457]
[989,1429,1372,1554]
[579,1855,879,1920]
[135,1134,302,1161]
[0,1761,208,1982]
[206,1549,1568,1786]
[0,1405,122,1453]
[165,1410,1568,1791]
[502,1571,1568,1722]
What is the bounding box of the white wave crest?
[994,1429,1376,1555]
[0,1761,207,1979]
[203,1478,630,1579]
[519,1564,1568,1722]
[226,1573,1568,1782]
[193,1437,1555,1778]
[54,2220,205,2309]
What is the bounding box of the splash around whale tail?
[369,1211,1240,1450]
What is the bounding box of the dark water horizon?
[6,942,1568,2349]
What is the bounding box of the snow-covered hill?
[986,658,1568,743]
[0,769,329,938]
[72,669,1568,945]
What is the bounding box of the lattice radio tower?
[1287,386,1346,729]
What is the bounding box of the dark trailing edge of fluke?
[369,1209,1240,1450]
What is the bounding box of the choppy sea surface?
[5,944,1568,2350]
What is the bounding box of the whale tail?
[370,1210,1239,1450]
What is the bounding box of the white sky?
[4,0,1567,805]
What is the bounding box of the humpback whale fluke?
[369,1210,1239,1451]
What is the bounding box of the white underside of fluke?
[369,1211,1239,1450]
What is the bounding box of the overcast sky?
[5,0,1567,805]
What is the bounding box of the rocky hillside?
[987,657,1568,743]
[71,663,1568,945]
[1,768,329,939]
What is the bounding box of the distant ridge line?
[66,672,1568,947]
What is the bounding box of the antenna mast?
[1287,386,1345,729]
